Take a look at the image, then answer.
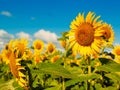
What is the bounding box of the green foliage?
[33,62,74,78]
[0,62,12,81]
[98,58,120,72]
[0,80,13,90]
[65,74,100,87]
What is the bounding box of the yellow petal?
[18,81,24,87]
[18,71,25,77]
[19,77,26,84]
[17,67,25,70]
[16,62,21,65]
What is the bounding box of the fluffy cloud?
[0,11,12,17]
[0,29,14,39]
[0,41,4,51]
[0,29,14,50]
[34,29,58,43]
[16,32,32,41]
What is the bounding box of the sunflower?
[60,40,66,48]
[33,52,42,64]
[2,40,28,88]
[33,39,44,52]
[112,45,120,59]
[112,45,120,64]
[13,39,28,58]
[100,23,114,45]
[1,43,13,64]
[51,55,60,63]
[47,42,56,54]
[67,12,105,56]
[22,48,33,60]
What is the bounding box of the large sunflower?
[67,12,105,56]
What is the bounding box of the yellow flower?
[22,49,33,60]
[47,42,56,54]
[112,45,120,59]
[33,52,42,64]
[60,40,66,48]
[51,55,60,63]
[33,39,44,52]
[1,49,12,64]
[14,39,28,50]
[1,39,28,88]
[13,39,28,57]
[67,12,105,56]
[101,23,114,45]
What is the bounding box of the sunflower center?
[48,46,54,53]
[103,28,111,39]
[75,23,94,46]
[36,43,41,50]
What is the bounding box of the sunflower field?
[0,12,120,90]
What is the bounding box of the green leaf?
[95,84,102,90]
[15,87,24,90]
[33,62,74,78]
[99,86,117,90]
[65,73,100,87]
[79,86,85,90]
[0,80,17,90]
[44,86,61,90]
[98,58,120,72]
[12,81,19,87]
[105,72,120,81]
[77,73,100,81]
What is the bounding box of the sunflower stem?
[87,56,91,90]
[62,78,65,90]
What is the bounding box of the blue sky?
[0,0,120,47]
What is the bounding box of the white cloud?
[0,11,12,17]
[0,41,4,51]
[34,29,58,43]
[0,29,14,39]
[0,29,14,50]
[16,32,32,41]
